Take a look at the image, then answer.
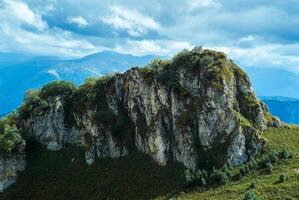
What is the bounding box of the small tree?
[248,159,257,170]
[40,81,76,99]
[265,162,274,174]
[250,181,257,189]
[268,151,278,163]
[0,123,22,152]
[185,169,195,188]
[278,173,288,183]
[244,191,260,200]
[222,164,232,179]
[278,148,292,159]
[210,169,229,185]
[240,165,247,176]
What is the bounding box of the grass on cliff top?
[0,143,185,200]
[155,126,299,200]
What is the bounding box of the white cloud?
[0,1,102,57]
[101,5,161,37]
[2,0,47,31]
[68,16,88,27]
[239,35,256,42]
[188,0,221,10]
[114,39,192,56]
[208,44,299,72]
[0,24,101,57]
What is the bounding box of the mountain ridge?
[0,51,155,116]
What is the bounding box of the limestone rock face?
[0,142,26,192]
[23,96,85,151]
[19,49,277,170]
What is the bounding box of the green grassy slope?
[156,127,299,200]
[1,127,298,200]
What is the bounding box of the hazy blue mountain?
[244,67,299,99]
[259,96,299,102]
[0,52,33,66]
[0,51,156,116]
[261,97,299,124]
[50,51,157,84]
[244,67,299,124]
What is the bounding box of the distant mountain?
[243,67,299,124]
[50,51,157,84]
[244,67,299,99]
[0,51,156,116]
[0,52,33,66]
[259,96,299,102]
[261,98,299,124]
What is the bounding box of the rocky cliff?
[0,48,279,191]
[0,142,26,192]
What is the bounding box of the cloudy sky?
[1,0,299,72]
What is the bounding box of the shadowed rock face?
[0,143,26,192]
[17,48,279,171]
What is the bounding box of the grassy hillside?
[1,127,298,200]
[156,127,299,200]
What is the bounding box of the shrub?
[18,89,49,118]
[0,120,22,153]
[258,154,272,168]
[240,165,250,176]
[278,173,288,183]
[265,162,274,174]
[40,81,76,99]
[210,169,229,185]
[194,170,207,186]
[244,191,260,200]
[235,172,242,180]
[222,164,232,179]
[278,148,292,159]
[268,151,278,163]
[250,181,257,189]
[248,159,257,170]
[185,169,195,188]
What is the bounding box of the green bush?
[40,81,76,99]
[248,159,257,170]
[184,166,231,188]
[0,120,22,153]
[244,191,260,200]
[250,181,257,189]
[258,153,273,168]
[268,151,278,163]
[18,89,49,118]
[265,162,274,174]
[185,169,195,188]
[278,148,292,159]
[240,165,250,176]
[278,173,288,183]
[210,169,229,185]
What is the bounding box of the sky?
[1,0,299,72]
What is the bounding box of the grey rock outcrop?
[0,142,26,192]
[23,96,85,151]
[19,48,277,170]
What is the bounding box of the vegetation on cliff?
[0,118,22,153]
